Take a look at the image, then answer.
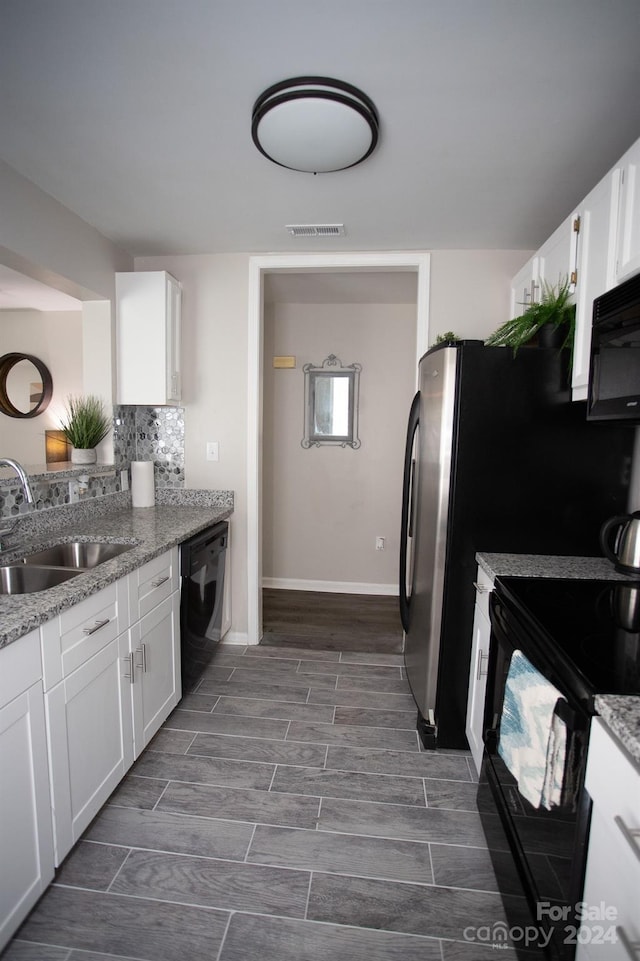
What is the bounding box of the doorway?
[261,587,405,654]
[247,252,431,645]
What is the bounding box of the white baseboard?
[219,631,251,646]
[262,577,398,596]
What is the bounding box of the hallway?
[261,589,404,653]
[4,643,527,960]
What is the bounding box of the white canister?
[131,460,155,507]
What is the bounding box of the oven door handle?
[553,696,578,728]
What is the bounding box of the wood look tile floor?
[3,639,534,961]
[261,589,404,653]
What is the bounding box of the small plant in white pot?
[59,394,111,464]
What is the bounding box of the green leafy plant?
[485,277,575,354]
[59,394,111,449]
[432,331,461,346]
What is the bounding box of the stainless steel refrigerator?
[399,340,634,750]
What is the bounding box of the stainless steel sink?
[0,565,81,595]
[21,541,132,569]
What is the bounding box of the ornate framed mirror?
[0,352,53,418]
[302,354,361,448]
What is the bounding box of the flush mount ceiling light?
[252,77,379,173]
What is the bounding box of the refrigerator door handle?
[408,458,416,538]
[399,391,420,633]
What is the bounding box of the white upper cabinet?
[536,211,579,293]
[509,217,579,321]
[116,271,182,406]
[509,134,640,402]
[615,137,640,285]
[572,168,621,399]
[509,254,539,317]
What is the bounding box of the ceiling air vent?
[286,224,345,238]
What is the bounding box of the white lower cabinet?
[127,547,181,757]
[43,578,132,864]
[577,717,640,960]
[42,548,181,866]
[0,546,183,951]
[0,629,55,950]
[129,592,180,755]
[45,634,134,863]
[465,566,494,775]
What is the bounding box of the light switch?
[206,441,219,462]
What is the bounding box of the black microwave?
[587,270,640,422]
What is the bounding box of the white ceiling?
[1,0,639,260]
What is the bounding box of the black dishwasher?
[180,520,228,693]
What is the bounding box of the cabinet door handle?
[477,649,490,680]
[151,575,170,589]
[473,581,489,594]
[122,652,135,684]
[135,643,147,673]
[614,815,640,863]
[616,927,640,959]
[82,617,110,636]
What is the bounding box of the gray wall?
[263,301,416,592]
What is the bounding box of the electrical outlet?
[206,441,219,462]
[376,536,385,551]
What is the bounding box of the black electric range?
[495,575,640,701]
[478,574,640,960]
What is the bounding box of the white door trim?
[247,250,431,644]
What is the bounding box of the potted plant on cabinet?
[432,331,462,347]
[59,394,111,464]
[485,276,575,360]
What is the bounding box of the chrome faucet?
[0,458,35,506]
[0,459,35,549]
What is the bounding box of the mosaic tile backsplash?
[113,405,185,487]
[0,471,123,521]
[0,405,185,521]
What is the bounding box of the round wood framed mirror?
[0,352,53,418]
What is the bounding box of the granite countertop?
[476,551,633,582]
[594,695,640,767]
[0,462,117,487]
[475,551,640,767]
[0,489,233,649]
